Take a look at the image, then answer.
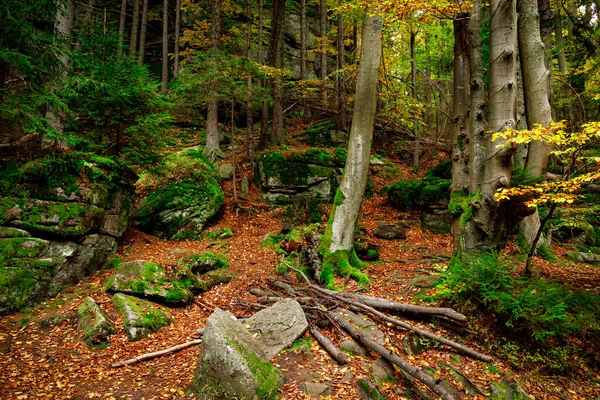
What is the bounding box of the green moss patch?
[0,257,55,313]
[229,340,284,400]
[78,297,114,346]
[112,293,170,340]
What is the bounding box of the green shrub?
[435,252,600,341]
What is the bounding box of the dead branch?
[330,312,457,400]
[309,326,348,364]
[110,339,203,368]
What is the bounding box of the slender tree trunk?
[117,0,127,55]
[451,16,471,251]
[173,0,181,76]
[554,8,567,75]
[324,11,382,254]
[84,0,95,26]
[205,0,224,160]
[258,0,269,149]
[337,16,347,130]
[138,0,149,65]
[161,0,169,93]
[246,0,254,161]
[129,0,141,56]
[411,30,419,172]
[269,0,285,145]
[424,36,432,129]
[320,0,328,105]
[467,0,486,194]
[300,0,307,81]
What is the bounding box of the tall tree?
[319,10,382,288]
[129,0,141,56]
[258,0,269,149]
[117,0,127,55]
[268,0,285,145]
[411,29,419,171]
[173,0,182,76]
[161,0,169,93]
[246,0,254,160]
[300,0,307,81]
[204,0,224,159]
[320,0,328,104]
[337,15,348,129]
[517,0,554,249]
[138,0,149,65]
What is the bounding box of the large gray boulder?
[246,299,308,358]
[112,293,171,341]
[194,309,283,399]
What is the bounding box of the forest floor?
[1,146,600,400]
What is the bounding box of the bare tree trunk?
[205,0,224,160]
[424,36,432,129]
[258,0,269,149]
[117,0,127,55]
[269,0,285,145]
[319,11,382,286]
[246,0,254,161]
[451,16,470,251]
[320,0,327,105]
[554,8,567,75]
[467,0,486,194]
[129,0,141,56]
[411,30,419,172]
[337,16,347,130]
[173,0,181,76]
[138,0,149,65]
[84,0,94,26]
[461,0,519,253]
[161,0,169,93]
[518,0,554,251]
[300,0,307,81]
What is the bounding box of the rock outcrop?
[0,154,136,313]
[112,293,171,341]
[78,297,114,346]
[133,148,224,240]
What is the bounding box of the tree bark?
[319,11,382,284]
[129,0,141,56]
[258,0,268,149]
[138,0,149,65]
[268,0,285,145]
[205,0,224,160]
[246,0,254,161]
[117,0,127,55]
[309,327,348,364]
[554,8,567,75]
[320,0,328,105]
[173,0,181,76]
[337,16,348,130]
[161,0,169,93]
[461,0,519,253]
[411,30,419,172]
[110,339,202,368]
[300,0,307,81]
[467,0,486,194]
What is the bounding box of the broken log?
[330,312,457,400]
[110,339,202,368]
[309,326,348,365]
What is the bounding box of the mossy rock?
[112,293,170,341]
[0,255,55,313]
[78,297,114,346]
[178,253,229,275]
[0,198,105,239]
[388,177,451,211]
[0,227,31,238]
[133,149,224,240]
[105,260,193,306]
[488,380,530,400]
[296,120,348,147]
[255,149,347,204]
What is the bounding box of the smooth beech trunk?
[320,11,382,279]
[320,0,327,104]
[467,0,485,194]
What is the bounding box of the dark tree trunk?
[129,0,140,56]
[337,16,347,130]
[161,0,169,93]
[300,0,307,81]
[117,0,127,55]
[411,30,419,172]
[320,0,327,105]
[268,0,285,145]
[246,0,254,160]
[173,0,181,76]
[138,0,149,65]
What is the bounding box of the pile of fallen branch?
[244,264,491,400]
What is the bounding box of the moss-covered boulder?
[255,148,347,203]
[105,260,193,306]
[78,297,114,346]
[296,120,348,147]
[0,154,136,314]
[133,149,224,240]
[112,293,170,341]
[193,309,284,399]
[173,253,235,294]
